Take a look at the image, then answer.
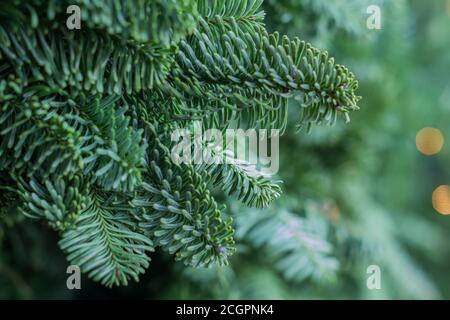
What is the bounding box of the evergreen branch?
[0,21,175,95]
[0,0,363,288]
[162,81,289,130]
[133,122,235,267]
[59,195,154,287]
[167,10,360,129]
[0,84,147,192]
[3,0,198,44]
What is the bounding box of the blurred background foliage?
[1,0,450,299]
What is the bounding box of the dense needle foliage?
[1,0,450,300]
[0,0,359,288]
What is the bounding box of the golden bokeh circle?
[432,185,450,215]
[416,127,444,156]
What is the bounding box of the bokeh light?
[415,127,444,156]
[432,185,450,215]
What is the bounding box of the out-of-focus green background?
[1,0,450,299]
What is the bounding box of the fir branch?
[3,0,198,44]
[165,1,361,130]
[59,195,154,287]
[0,21,175,95]
[0,0,362,288]
[133,121,235,267]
